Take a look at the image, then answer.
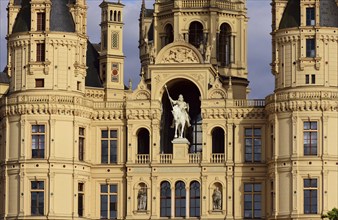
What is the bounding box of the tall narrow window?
[303,121,317,155]
[79,127,85,161]
[101,129,118,164]
[305,74,310,84]
[100,184,118,219]
[270,124,274,159]
[244,128,262,162]
[78,183,84,217]
[175,181,186,217]
[102,31,107,50]
[36,43,45,62]
[31,181,44,216]
[190,114,202,153]
[32,125,45,158]
[189,21,203,48]
[306,8,315,26]
[190,181,200,217]
[311,74,316,84]
[306,39,315,58]
[164,24,174,46]
[304,179,317,214]
[137,128,150,155]
[244,183,262,219]
[212,127,225,154]
[160,181,171,217]
[37,12,46,31]
[219,23,232,66]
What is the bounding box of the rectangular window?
[101,129,118,164]
[32,125,45,158]
[270,124,274,159]
[244,183,262,219]
[31,181,44,216]
[77,81,81,90]
[303,121,317,155]
[306,39,315,58]
[304,179,317,214]
[78,183,84,217]
[37,12,46,31]
[79,127,85,161]
[36,43,45,62]
[311,74,315,84]
[102,31,107,49]
[244,128,262,162]
[306,8,315,26]
[35,79,45,88]
[100,184,118,219]
[305,75,310,84]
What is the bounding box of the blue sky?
[0,0,274,98]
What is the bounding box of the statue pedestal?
[172,138,190,163]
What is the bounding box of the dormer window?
[306,8,315,26]
[37,13,46,31]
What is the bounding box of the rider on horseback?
[169,94,191,127]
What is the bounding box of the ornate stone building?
[0,0,337,219]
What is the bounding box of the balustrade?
[189,153,201,164]
[136,154,150,164]
[210,153,225,163]
[160,154,173,164]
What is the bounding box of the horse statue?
[165,85,191,139]
[171,104,187,138]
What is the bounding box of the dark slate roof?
[320,0,338,27]
[148,21,154,41]
[145,9,154,18]
[85,41,103,88]
[12,0,75,33]
[0,68,9,84]
[12,0,31,33]
[50,0,75,32]
[279,0,300,29]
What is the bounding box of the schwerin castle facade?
[0,0,337,219]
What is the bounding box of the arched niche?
[160,79,202,154]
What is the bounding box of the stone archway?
[160,79,201,153]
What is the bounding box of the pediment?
[155,42,203,64]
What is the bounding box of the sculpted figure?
[165,86,191,138]
[137,188,147,210]
[212,187,222,210]
[149,45,156,64]
[205,45,212,63]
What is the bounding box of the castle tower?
[139,0,249,98]
[267,0,338,218]
[99,0,125,100]
[3,0,92,218]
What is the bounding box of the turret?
[271,0,338,91]
[7,0,88,93]
[99,0,125,100]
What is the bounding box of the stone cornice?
[265,90,338,113]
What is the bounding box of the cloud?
[0,0,273,98]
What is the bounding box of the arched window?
[175,181,186,217]
[137,128,149,154]
[189,21,204,48]
[118,11,121,22]
[164,24,174,46]
[212,127,225,153]
[160,181,171,217]
[110,10,113,21]
[114,11,117,21]
[218,23,232,66]
[190,181,200,217]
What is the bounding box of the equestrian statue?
[164,85,191,139]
